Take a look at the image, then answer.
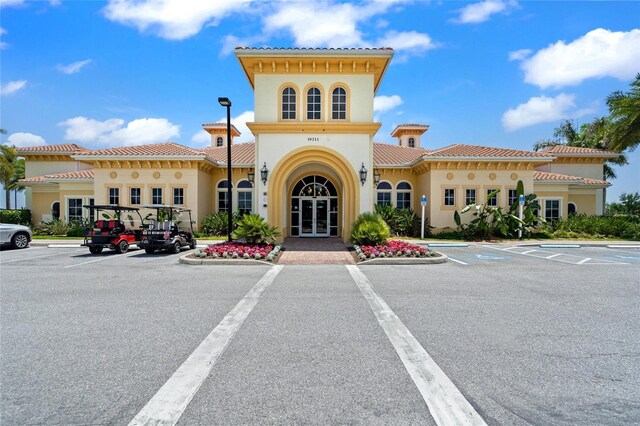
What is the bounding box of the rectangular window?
[545,200,560,222]
[396,192,411,210]
[130,187,141,205]
[218,191,229,212]
[486,189,498,207]
[68,198,83,222]
[376,192,392,207]
[173,188,184,205]
[238,191,252,215]
[508,189,518,207]
[108,187,119,205]
[465,188,476,206]
[152,187,163,205]
[444,188,455,206]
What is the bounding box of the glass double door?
[300,197,329,237]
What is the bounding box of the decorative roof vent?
[202,122,241,147]
[390,124,429,148]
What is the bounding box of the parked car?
[139,205,196,254]
[0,223,32,249]
[81,205,146,254]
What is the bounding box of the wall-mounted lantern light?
[359,163,368,186]
[373,170,381,185]
[247,169,255,184]
[260,162,269,185]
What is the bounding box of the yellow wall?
[568,193,597,216]
[30,186,59,224]
[25,159,92,178]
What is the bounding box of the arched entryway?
[290,175,339,237]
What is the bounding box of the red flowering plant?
[353,240,437,261]
[199,241,281,261]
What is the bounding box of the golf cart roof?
[141,204,192,213]
[83,204,140,212]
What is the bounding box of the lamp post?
[218,97,233,242]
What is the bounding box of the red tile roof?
[390,124,429,138]
[21,169,94,183]
[425,144,552,159]
[200,143,255,165]
[16,144,89,154]
[539,145,618,156]
[373,143,428,165]
[202,123,241,136]
[534,171,609,186]
[74,142,205,158]
[235,47,394,51]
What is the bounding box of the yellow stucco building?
[19,48,616,241]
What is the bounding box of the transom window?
[68,198,83,222]
[408,137,415,148]
[331,87,346,120]
[396,182,412,209]
[444,188,456,206]
[108,187,119,205]
[238,180,253,215]
[465,188,476,205]
[292,175,338,197]
[282,86,296,120]
[306,87,321,120]
[486,189,498,207]
[152,187,163,205]
[130,187,141,205]
[173,188,184,205]
[216,137,224,147]
[544,199,561,222]
[376,181,392,206]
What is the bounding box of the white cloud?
[508,48,531,61]
[227,110,254,143]
[57,59,93,74]
[102,0,251,40]
[374,95,403,113]
[49,0,61,6]
[376,31,437,52]
[7,132,46,147]
[516,28,640,89]
[0,80,27,95]
[191,130,211,146]
[0,0,25,8]
[58,116,180,147]
[502,93,594,131]
[452,0,517,24]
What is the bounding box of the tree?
[7,157,25,208]
[533,118,627,179]
[0,143,18,209]
[607,192,640,216]
[607,73,640,152]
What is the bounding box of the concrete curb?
[179,254,274,266]
[358,254,448,265]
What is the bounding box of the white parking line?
[577,258,592,264]
[546,254,561,259]
[64,250,140,268]
[129,265,283,426]
[346,265,486,426]
[447,256,470,265]
[484,245,627,265]
[0,249,81,265]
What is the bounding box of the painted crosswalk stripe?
[347,265,486,426]
[129,265,283,426]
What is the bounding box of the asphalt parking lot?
[1,243,638,425]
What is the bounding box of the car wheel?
[116,240,129,254]
[11,232,29,249]
[171,241,181,254]
[144,247,155,254]
[89,246,103,254]
[189,239,196,250]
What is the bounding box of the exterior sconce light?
[359,163,368,186]
[373,170,381,185]
[260,162,269,185]
[247,169,255,184]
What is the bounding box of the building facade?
[19,48,615,241]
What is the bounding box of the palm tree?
[607,73,640,152]
[533,118,627,180]
[7,157,25,208]
[0,143,18,209]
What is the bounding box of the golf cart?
[82,205,145,254]
[138,205,197,254]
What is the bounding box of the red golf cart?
[82,205,145,254]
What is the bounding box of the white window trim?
[542,197,563,221]
[395,181,413,210]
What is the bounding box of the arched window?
[568,202,577,215]
[306,87,321,120]
[282,86,296,120]
[237,180,253,215]
[396,182,412,209]
[376,181,392,206]
[216,136,224,147]
[408,137,415,148]
[217,180,232,212]
[332,87,346,120]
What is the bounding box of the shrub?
[66,219,88,237]
[0,209,31,226]
[232,214,280,244]
[544,214,640,240]
[201,211,241,236]
[374,204,424,237]
[37,219,71,236]
[349,212,390,245]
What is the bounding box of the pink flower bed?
[203,242,275,259]
[354,240,436,260]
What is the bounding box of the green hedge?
[544,214,640,240]
[0,209,32,226]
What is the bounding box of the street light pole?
[218,97,233,242]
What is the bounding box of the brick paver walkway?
[278,237,356,265]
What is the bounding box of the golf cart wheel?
[144,247,155,254]
[11,232,29,249]
[89,246,103,254]
[189,239,196,250]
[116,240,129,254]
[171,241,181,254]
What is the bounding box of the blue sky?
[1,0,639,208]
